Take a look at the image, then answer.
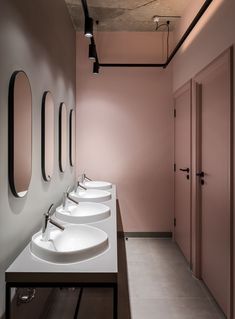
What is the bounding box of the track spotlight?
[93,62,99,74]
[89,43,96,60]
[85,17,93,38]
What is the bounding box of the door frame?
[173,80,192,267]
[192,47,234,318]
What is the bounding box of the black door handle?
[196,171,204,177]
[179,168,190,173]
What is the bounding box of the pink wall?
[173,0,235,91]
[95,32,174,64]
[173,0,205,45]
[76,32,174,232]
[172,0,235,314]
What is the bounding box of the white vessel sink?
[81,180,112,190]
[55,202,111,224]
[70,189,111,203]
[30,224,109,264]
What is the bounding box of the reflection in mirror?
[69,109,75,167]
[59,103,67,172]
[42,91,54,181]
[9,71,32,197]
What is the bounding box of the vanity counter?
[5,185,117,283]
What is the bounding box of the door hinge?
[174,218,176,227]
[174,163,176,172]
[174,109,176,117]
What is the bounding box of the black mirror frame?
[69,109,75,167]
[59,102,67,173]
[41,91,54,182]
[8,70,32,198]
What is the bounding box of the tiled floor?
[30,237,226,319]
[125,238,226,319]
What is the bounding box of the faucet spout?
[62,192,67,210]
[41,204,65,241]
[63,188,79,210]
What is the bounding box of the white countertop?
[6,186,118,283]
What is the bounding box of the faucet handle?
[77,181,87,191]
[49,218,65,231]
[81,172,92,181]
[81,172,86,182]
[84,174,92,181]
[46,204,54,217]
[66,185,71,194]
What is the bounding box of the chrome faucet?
[63,186,79,210]
[75,181,87,193]
[42,204,65,241]
[81,173,85,183]
[81,173,92,183]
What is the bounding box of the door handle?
[196,171,204,178]
[179,168,190,173]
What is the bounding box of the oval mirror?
[59,103,67,172]
[69,109,75,167]
[9,71,32,197]
[42,91,54,181]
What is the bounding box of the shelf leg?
[113,283,118,319]
[5,283,11,319]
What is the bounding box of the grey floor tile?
[131,297,224,319]
[125,238,225,319]
[130,298,174,319]
[128,274,165,299]
[169,298,225,319]
[160,276,208,299]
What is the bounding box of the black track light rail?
[81,0,89,17]
[99,63,165,68]
[81,0,214,70]
[164,0,213,67]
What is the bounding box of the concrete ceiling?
[65,0,191,32]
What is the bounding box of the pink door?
[174,82,192,264]
[194,49,232,316]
